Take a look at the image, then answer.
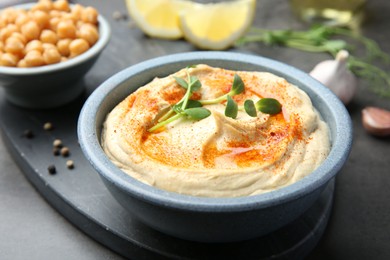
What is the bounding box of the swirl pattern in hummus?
[101,65,330,197]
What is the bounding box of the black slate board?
[0,90,334,260]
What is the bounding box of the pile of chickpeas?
[0,0,100,68]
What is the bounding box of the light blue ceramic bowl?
[78,51,352,243]
[0,3,110,109]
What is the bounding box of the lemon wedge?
[125,0,192,39]
[179,0,256,50]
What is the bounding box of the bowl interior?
[0,2,111,75]
[79,51,352,211]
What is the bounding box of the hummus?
[101,65,330,197]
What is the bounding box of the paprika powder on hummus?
[101,65,330,197]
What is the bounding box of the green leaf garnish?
[255,98,282,115]
[186,99,203,108]
[225,95,238,119]
[149,69,282,132]
[199,73,244,105]
[244,99,257,117]
[148,113,183,132]
[184,107,211,120]
[174,76,189,89]
[172,103,183,113]
[189,77,202,92]
[231,73,245,95]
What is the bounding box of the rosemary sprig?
[236,24,390,97]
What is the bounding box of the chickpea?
[4,37,25,56]
[0,24,19,41]
[76,20,84,29]
[56,38,71,56]
[53,0,70,12]
[0,27,13,42]
[17,59,28,68]
[21,21,41,41]
[71,4,84,20]
[31,0,53,13]
[31,10,50,29]
[78,23,99,46]
[56,20,77,39]
[40,29,58,44]
[10,32,27,44]
[0,9,11,24]
[7,23,19,33]
[25,40,44,53]
[1,8,18,24]
[49,10,61,18]
[0,52,19,67]
[42,42,56,50]
[0,0,100,68]
[62,13,78,24]
[69,38,89,58]
[43,47,61,64]
[15,13,30,29]
[81,7,98,24]
[0,19,6,29]
[49,17,60,31]
[24,50,45,67]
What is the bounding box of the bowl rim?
[0,2,111,75]
[78,51,353,212]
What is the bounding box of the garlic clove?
[310,50,357,105]
[362,106,390,137]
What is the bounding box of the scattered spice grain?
[53,139,63,148]
[112,11,122,20]
[53,147,60,156]
[23,129,34,139]
[112,11,127,20]
[66,160,74,169]
[60,146,70,157]
[43,122,54,131]
[48,165,56,175]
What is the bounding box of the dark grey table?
[1,0,390,259]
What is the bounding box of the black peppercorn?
[48,165,56,175]
[23,129,34,139]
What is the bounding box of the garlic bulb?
[310,50,357,105]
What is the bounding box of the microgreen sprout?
[255,98,282,115]
[148,68,211,132]
[199,74,245,105]
[244,99,257,117]
[148,69,282,132]
[225,95,238,119]
[243,98,282,117]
